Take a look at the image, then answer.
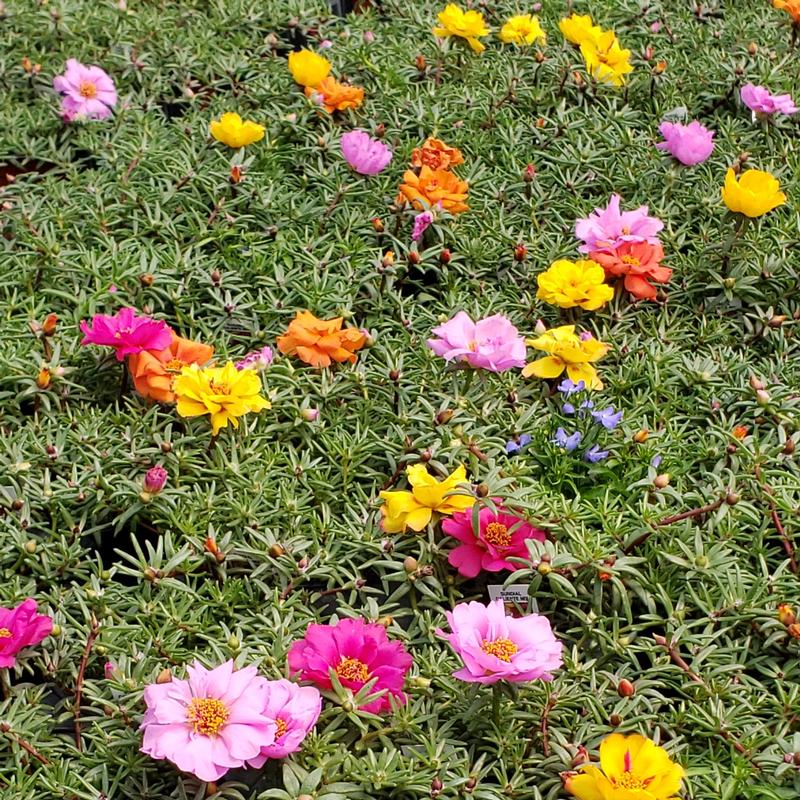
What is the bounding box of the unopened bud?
[537,562,552,576]
[160,441,172,453]
[513,243,526,262]
[534,319,547,335]
[788,623,800,640]
[143,567,159,582]
[407,250,420,265]
[439,248,451,264]
[229,164,243,184]
[609,713,622,727]
[633,429,649,443]
[617,679,635,697]
[227,634,239,650]
[783,438,796,455]
[382,250,395,267]
[435,409,454,425]
[143,465,168,494]
[403,556,418,573]
[747,42,758,55]
[415,54,426,72]
[389,369,400,382]
[36,367,52,389]
[430,777,443,797]
[725,492,739,505]
[372,217,384,232]
[653,473,670,489]
[42,313,58,336]
[523,164,536,182]
[778,604,796,626]
[755,389,770,406]
[301,408,319,422]
[269,543,285,558]
[156,668,172,684]
[376,615,393,627]
[749,374,765,391]
[51,623,62,636]
[769,315,786,328]
[210,270,222,286]
[374,123,385,138]
[475,483,489,498]
[24,540,37,554]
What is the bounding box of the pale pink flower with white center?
[235,346,274,371]
[53,59,117,121]
[341,130,393,176]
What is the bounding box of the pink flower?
[443,505,546,578]
[235,346,274,371]
[363,30,376,44]
[140,659,277,782]
[439,599,562,684]
[427,311,527,372]
[656,120,715,166]
[143,465,168,494]
[246,679,322,764]
[288,617,412,714]
[650,21,661,32]
[53,59,117,121]
[0,598,53,668]
[740,83,798,117]
[341,130,393,176]
[412,210,434,242]
[575,194,664,254]
[79,307,173,361]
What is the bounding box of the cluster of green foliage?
[1,0,799,798]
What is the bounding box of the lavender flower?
[506,433,532,454]
[585,445,609,462]
[558,378,586,396]
[553,427,582,452]
[591,406,624,430]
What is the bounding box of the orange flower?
[774,0,800,23]
[411,138,464,171]
[305,77,364,113]
[277,311,367,368]
[128,335,214,403]
[590,241,671,301]
[397,166,469,214]
[732,425,749,440]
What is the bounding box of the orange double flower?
[398,136,469,214]
[128,335,214,403]
[277,311,367,368]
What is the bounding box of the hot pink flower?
[140,659,277,783]
[412,210,435,242]
[288,617,412,714]
[740,83,798,117]
[656,120,715,166]
[341,130,393,176]
[0,598,53,668]
[246,679,322,764]
[143,465,168,494]
[53,59,117,121]
[80,308,173,361]
[439,599,562,684]
[427,312,527,372]
[575,194,664,254]
[443,505,546,578]
[235,346,274,371]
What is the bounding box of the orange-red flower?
[590,241,671,301]
[732,425,749,440]
[397,166,469,214]
[277,311,367,368]
[128,335,214,403]
[305,77,364,113]
[774,0,800,24]
[411,138,464,171]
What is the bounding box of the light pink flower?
[363,31,376,44]
[740,84,798,117]
[79,308,173,361]
[53,59,117,121]
[246,679,322,763]
[235,346,274,371]
[140,660,277,783]
[443,505,546,578]
[0,598,53,668]
[412,210,434,242]
[427,312,527,372]
[439,599,562,684]
[575,194,664,254]
[341,130,393,176]
[288,617,412,714]
[319,39,334,50]
[656,120,715,166]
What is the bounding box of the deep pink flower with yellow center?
[439,599,562,684]
[53,59,117,121]
[287,617,412,714]
[80,307,173,361]
[0,598,53,668]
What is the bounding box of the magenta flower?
[143,465,168,494]
[246,679,322,764]
[427,312,527,372]
[80,308,173,361]
[443,505,546,578]
[140,659,277,782]
[53,59,117,121]
[288,617,412,714]
[341,130,393,176]
[0,598,53,668]
[740,84,798,118]
[235,346,274,371]
[656,120,715,166]
[574,194,664,254]
[412,210,435,242]
[439,599,562,684]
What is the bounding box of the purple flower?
[656,120,715,166]
[553,427,582,452]
[575,194,663,254]
[584,445,609,462]
[558,378,586,396]
[740,84,798,118]
[53,59,117,121]
[506,433,532,454]
[591,406,624,430]
[235,346,274,371]
[651,455,662,468]
[563,403,575,415]
[412,210,434,242]
[341,129,393,176]
[427,311,527,372]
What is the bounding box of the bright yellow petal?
[523,356,565,379]
[566,363,602,390]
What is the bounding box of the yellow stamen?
[186,697,229,736]
[165,358,186,373]
[613,774,648,789]
[336,656,370,683]
[481,638,518,662]
[275,718,288,739]
[484,522,511,548]
[79,81,98,99]
[621,255,641,266]
[0,628,12,639]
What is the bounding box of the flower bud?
[227,634,240,651]
[725,492,739,505]
[389,369,400,382]
[435,409,454,425]
[537,562,552,576]
[430,776,443,797]
[269,543,285,558]
[363,30,375,44]
[749,374,765,391]
[778,604,796,626]
[783,438,795,455]
[794,752,800,766]
[633,429,649,443]
[747,42,758,55]
[301,408,319,422]
[374,123,385,138]
[609,713,622,727]
[160,441,172,453]
[755,389,770,406]
[407,250,421,265]
[143,465,168,494]
[51,623,62,636]
[156,668,173,684]
[415,54,426,72]
[523,163,536,182]
[653,473,670,489]
[403,556,418,573]
[42,313,58,336]
[617,679,635,697]
[372,217,384,232]
[788,623,800,640]
[513,243,526,262]
[139,272,155,287]
[439,248,451,264]
[229,164,243,184]
[475,483,489,498]
[376,615,393,628]
[36,367,52,389]
[382,250,395,267]
[534,319,547,335]
[210,269,222,286]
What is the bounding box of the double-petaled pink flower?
[0,598,53,668]
[427,312,527,372]
[575,194,663,254]
[740,84,798,118]
[443,505,546,578]
[656,120,715,166]
[53,59,117,121]
[341,130,393,175]
[80,308,173,361]
[288,617,412,714]
[439,599,562,684]
[140,659,278,782]
[235,346,274,371]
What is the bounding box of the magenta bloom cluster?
[0,598,53,668]
[341,129,393,175]
[53,59,117,121]
[80,307,172,361]
[656,120,715,166]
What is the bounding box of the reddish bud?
[230,165,243,184]
[42,313,58,336]
[36,367,52,390]
[439,248,451,264]
[513,243,527,262]
[523,163,536,182]
[372,217,384,232]
[617,679,635,697]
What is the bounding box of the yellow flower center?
[484,522,511,547]
[209,380,232,396]
[613,774,648,790]
[186,697,229,736]
[336,656,370,682]
[481,637,518,662]
[165,358,185,373]
[79,81,98,99]
[275,718,288,739]
[621,255,641,266]
[0,628,12,639]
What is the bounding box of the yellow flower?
[580,30,633,86]
[559,13,602,46]
[209,113,265,148]
[721,168,786,218]
[379,464,475,533]
[499,14,545,45]
[566,733,685,800]
[536,259,613,311]
[522,325,609,390]
[174,362,270,436]
[287,49,331,88]
[433,4,490,53]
